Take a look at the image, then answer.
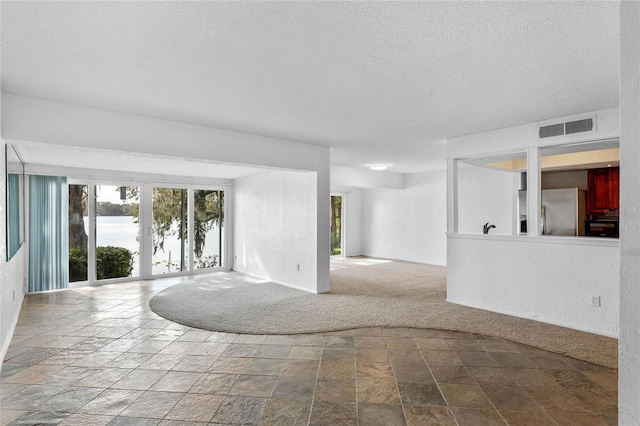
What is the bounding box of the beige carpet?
[149,257,617,368]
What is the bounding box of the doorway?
[330,194,344,256]
[68,182,142,285]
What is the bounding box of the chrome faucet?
[483,222,496,234]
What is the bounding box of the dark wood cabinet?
[587,167,619,215]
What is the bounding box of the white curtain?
[29,175,68,292]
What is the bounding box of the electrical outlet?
[591,296,601,307]
[297,264,300,271]
[13,290,15,301]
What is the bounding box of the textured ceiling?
[1,1,620,174]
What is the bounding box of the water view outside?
[87,216,223,277]
[71,185,224,281]
[93,216,140,277]
[96,185,139,279]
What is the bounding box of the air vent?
[538,116,596,139]
[539,123,565,139]
[565,118,593,134]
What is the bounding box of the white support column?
[87,184,96,283]
[188,188,194,272]
[619,1,640,423]
[225,187,233,271]
[447,158,458,234]
[140,184,153,279]
[316,165,331,293]
[527,147,541,236]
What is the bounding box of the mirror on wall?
[6,143,25,261]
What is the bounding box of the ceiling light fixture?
[368,163,390,171]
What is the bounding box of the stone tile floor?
[0,278,617,425]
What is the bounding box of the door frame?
[64,179,230,286]
[330,192,347,258]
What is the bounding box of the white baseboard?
[231,268,317,294]
[1,294,23,365]
[446,297,619,339]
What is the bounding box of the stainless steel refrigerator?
[517,188,586,236]
[541,188,586,236]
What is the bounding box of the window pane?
[95,185,139,279]
[152,188,188,274]
[68,184,88,282]
[194,189,224,269]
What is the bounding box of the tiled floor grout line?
[468,348,511,426]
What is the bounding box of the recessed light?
[367,163,390,171]
[607,164,612,167]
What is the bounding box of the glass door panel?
[330,195,342,255]
[194,189,224,269]
[152,188,188,275]
[68,184,89,282]
[95,185,140,279]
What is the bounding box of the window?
[539,139,619,238]
[456,151,527,235]
[330,195,343,256]
[152,187,189,274]
[193,189,225,269]
[68,184,89,282]
[95,185,140,279]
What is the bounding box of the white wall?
[331,165,404,190]
[234,170,320,293]
[330,165,403,260]
[448,235,619,337]
[448,107,620,159]
[447,107,622,338]
[619,2,640,423]
[330,184,363,257]
[457,165,518,235]
[3,94,329,174]
[2,93,331,293]
[361,170,447,266]
[1,251,25,362]
[1,137,27,362]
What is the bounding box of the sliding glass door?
[150,187,225,276]
[194,189,224,269]
[68,183,89,283]
[95,185,140,279]
[152,187,189,275]
[62,182,227,285]
[330,194,343,256]
[67,182,141,285]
